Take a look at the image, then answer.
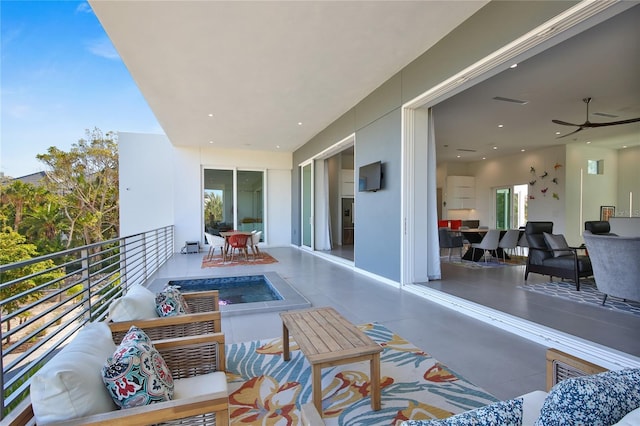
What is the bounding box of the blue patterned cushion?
[401,397,523,425]
[155,285,189,317]
[102,326,174,408]
[534,369,640,426]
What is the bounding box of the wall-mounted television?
[358,161,382,192]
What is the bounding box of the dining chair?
[471,229,500,262]
[438,227,464,260]
[227,233,249,261]
[498,229,520,262]
[204,232,225,260]
[250,231,262,260]
[517,232,528,256]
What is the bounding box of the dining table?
[219,230,254,262]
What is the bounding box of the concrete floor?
[148,246,639,401]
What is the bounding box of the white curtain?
[323,159,332,249]
[427,109,441,280]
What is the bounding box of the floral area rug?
[225,323,497,425]
[518,279,640,318]
[201,252,278,268]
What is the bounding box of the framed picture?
[600,206,615,221]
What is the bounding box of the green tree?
[20,194,66,254]
[0,181,37,232]
[204,191,223,229]
[0,227,61,344]
[37,128,119,248]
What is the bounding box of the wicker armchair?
[5,333,229,426]
[109,289,222,342]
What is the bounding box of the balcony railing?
[0,225,174,419]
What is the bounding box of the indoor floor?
[147,246,639,401]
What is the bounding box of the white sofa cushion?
[30,322,117,424]
[173,371,228,400]
[521,390,547,426]
[109,285,159,321]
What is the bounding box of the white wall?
[565,143,618,244]
[617,146,640,217]
[119,132,293,252]
[440,146,567,233]
[119,133,174,236]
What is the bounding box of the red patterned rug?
[201,252,278,268]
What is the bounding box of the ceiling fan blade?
[556,127,584,139]
[552,119,581,126]
[583,117,640,128]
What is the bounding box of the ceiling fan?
[552,97,640,138]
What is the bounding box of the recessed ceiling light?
[493,146,498,150]
[498,124,504,128]
[622,145,628,149]
[208,113,213,117]
[555,131,561,135]
[298,122,303,126]
[586,141,591,144]
[482,157,486,160]
[456,155,461,158]
[509,63,518,69]
[276,145,280,149]
[209,140,213,144]
[521,149,526,152]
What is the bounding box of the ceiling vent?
[593,112,619,118]
[456,148,477,152]
[493,96,529,105]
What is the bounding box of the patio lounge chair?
[7,323,229,426]
[108,284,222,342]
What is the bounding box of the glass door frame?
[300,160,314,251]
[202,166,267,242]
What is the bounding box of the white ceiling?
[433,4,640,163]
[89,1,488,153]
[90,1,639,164]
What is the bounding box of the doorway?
[494,184,528,229]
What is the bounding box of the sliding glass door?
[204,168,264,240]
[494,184,528,229]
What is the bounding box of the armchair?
[108,285,222,342]
[11,330,229,426]
[524,222,592,290]
[583,231,640,304]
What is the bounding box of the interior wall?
[617,146,640,217]
[565,143,618,244]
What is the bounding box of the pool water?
[168,275,283,305]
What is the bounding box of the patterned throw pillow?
[102,326,174,409]
[155,285,189,317]
[534,369,640,426]
[401,397,523,426]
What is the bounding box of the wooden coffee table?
[280,306,382,417]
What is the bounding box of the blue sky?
[1,0,162,178]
